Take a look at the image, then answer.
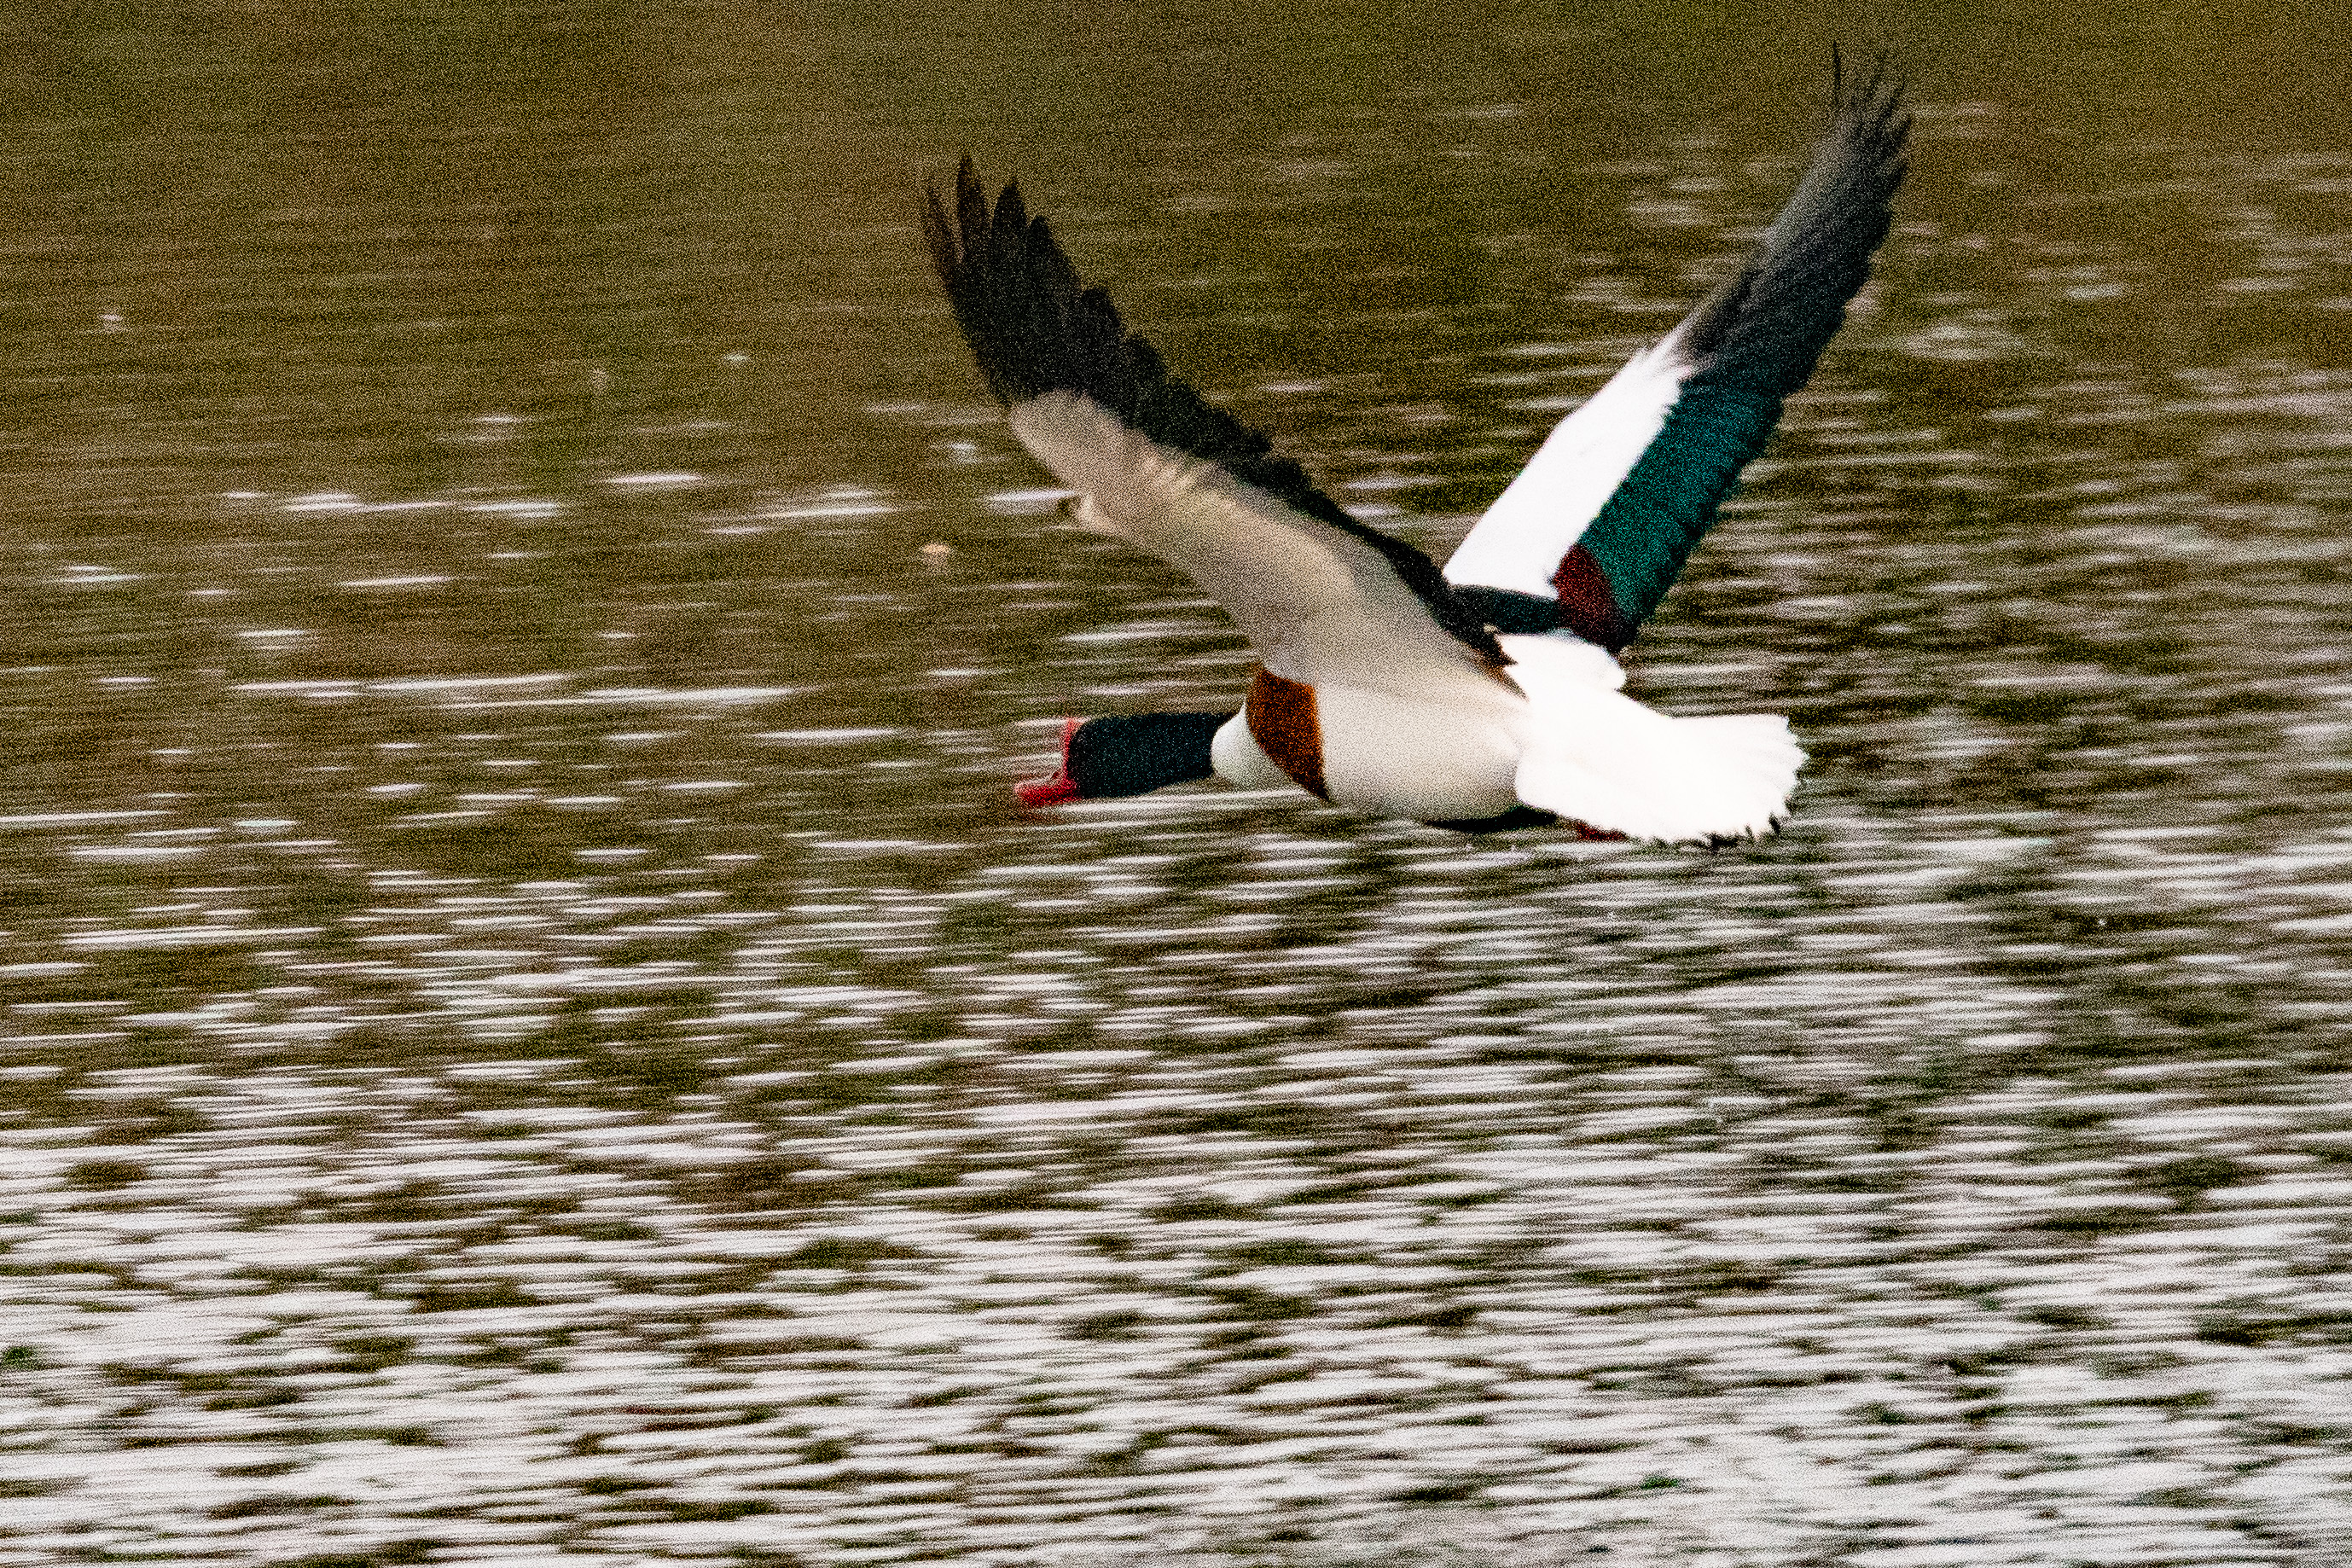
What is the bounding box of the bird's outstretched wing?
[1444,54,1911,652]
[925,161,1506,688]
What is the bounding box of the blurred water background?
[5,3,2352,1564]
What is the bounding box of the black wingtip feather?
[1681,50,1911,386]
[925,162,1504,663]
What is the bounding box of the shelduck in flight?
[926,56,1909,842]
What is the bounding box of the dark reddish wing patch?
[1244,670,1328,800]
[1549,546,1637,654]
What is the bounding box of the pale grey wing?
[925,160,1506,686]
[1010,392,1487,687]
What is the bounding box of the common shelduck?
[926,55,1909,842]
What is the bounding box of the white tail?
[1500,635,1804,844]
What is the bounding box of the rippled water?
[6,7,2352,1565]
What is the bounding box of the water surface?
[5,5,2352,1565]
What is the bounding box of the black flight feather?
[1681,49,1911,387]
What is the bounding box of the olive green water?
[6,4,2352,1565]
